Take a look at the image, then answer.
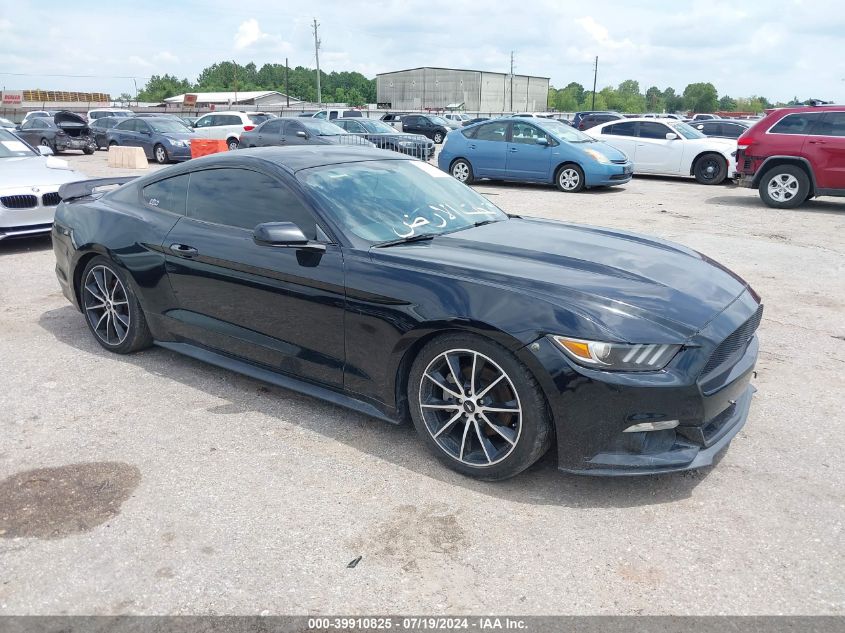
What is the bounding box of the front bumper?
[168,143,193,161]
[518,291,760,476]
[585,161,634,187]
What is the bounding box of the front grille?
[701,304,763,377]
[1,194,38,209]
[42,192,61,206]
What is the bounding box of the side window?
[814,112,845,137]
[21,120,35,130]
[333,120,349,131]
[115,119,135,131]
[261,119,283,134]
[142,174,189,214]
[474,121,509,142]
[328,111,338,120]
[284,121,304,136]
[137,120,151,134]
[512,122,541,144]
[347,120,365,133]
[186,169,319,238]
[701,122,721,136]
[403,116,419,127]
[195,115,212,128]
[314,111,327,119]
[769,113,821,135]
[606,121,636,136]
[638,122,671,139]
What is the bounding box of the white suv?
[191,111,275,150]
[87,108,134,123]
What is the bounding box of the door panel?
[506,122,552,180]
[635,122,682,174]
[469,121,509,177]
[805,112,845,189]
[164,218,346,387]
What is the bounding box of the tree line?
[548,80,805,114]
[133,61,376,106]
[131,61,803,114]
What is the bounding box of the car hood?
[585,140,627,161]
[0,156,85,189]
[160,132,196,141]
[372,218,750,342]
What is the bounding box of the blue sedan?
[438,117,633,192]
[106,117,195,164]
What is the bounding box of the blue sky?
[1,0,843,103]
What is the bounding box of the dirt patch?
[0,462,141,539]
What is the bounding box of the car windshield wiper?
[471,219,499,228]
[374,234,436,248]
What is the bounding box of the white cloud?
[234,18,264,50]
[154,51,179,63]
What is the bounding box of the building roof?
[164,91,300,104]
[377,66,550,80]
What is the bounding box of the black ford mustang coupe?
[52,147,762,479]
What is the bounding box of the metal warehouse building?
[376,67,549,113]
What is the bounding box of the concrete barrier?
[107,146,148,169]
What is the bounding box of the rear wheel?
[555,164,585,192]
[227,138,239,151]
[693,153,727,185]
[450,159,474,184]
[759,165,810,208]
[408,333,552,480]
[153,144,169,164]
[40,138,54,152]
[79,256,152,354]
[433,131,444,144]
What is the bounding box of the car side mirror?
[665,132,679,140]
[37,145,54,156]
[253,222,325,252]
[296,130,308,138]
[535,137,549,146]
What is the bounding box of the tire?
[109,141,118,148]
[83,144,95,155]
[693,153,727,185]
[227,138,239,151]
[153,144,169,164]
[40,138,54,152]
[450,158,474,184]
[433,131,444,144]
[79,256,153,354]
[758,165,810,209]
[407,333,552,480]
[555,164,585,192]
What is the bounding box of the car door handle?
[169,243,198,258]
[808,140,827,144]
[509,147,518,152]
[468,144,476,150]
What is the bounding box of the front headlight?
[583,148,611,164]
[552,336,681,371]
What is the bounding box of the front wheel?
[408,333,552,480]
[79,256,153,354]
[758,165,810,209]
[450,159,474,184]
[227,138,239,151]
[433,131,444,144]
[556,164,585,192]
[693,153,727,185]
[153,144,169,164]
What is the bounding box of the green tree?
[718,95,737,111]
[683,82,718,113]
[137,74,194,102]
[662,87,684,113]
[645,86,663,111]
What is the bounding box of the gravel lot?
[1,150,843,615]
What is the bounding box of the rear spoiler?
[58,177,137,202]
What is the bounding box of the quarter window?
[474,121,509,142]
[186,168,319,238]
[769,113,822,135]
[142,174,189,214]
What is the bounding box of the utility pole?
[509,51,515,113]
[285,57,290,107]
[312,19,322,105]
[591,56,598,110]
[233,60,238,106]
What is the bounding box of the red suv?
[735,104,845,208]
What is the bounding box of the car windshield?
[299,159,508,244]
[0,129,37,158]
[670,121,706,139]
[360,119,398,134]
[149,119,191,133]
[534,119,595,143]
[301,119,346,136]
[429,116,449,125]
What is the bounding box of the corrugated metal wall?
[377,68,548,112]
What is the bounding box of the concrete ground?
[0,150,843,615]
